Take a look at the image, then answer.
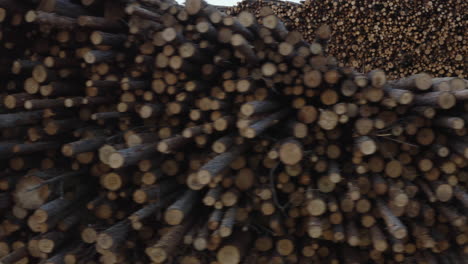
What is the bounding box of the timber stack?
[0,0,467,264]
[228,0,466,79]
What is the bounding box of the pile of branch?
[228,0,466,79]
[0,0,467,263]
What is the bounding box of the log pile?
[0,0,467,264]
[228,0,467,79]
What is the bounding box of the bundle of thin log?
[0,0,467,264]
[228,0,466,79]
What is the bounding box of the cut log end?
[164,209,184,225]
[279,142,303,165]
[81,227,97,243]
[435,184,453,202]
[84,52,97,64]
[14,176,50,210]
[133,190,147,204]
[157,142,169,153]
[307,199,326,216]
[61,144,74,157]
[25,11,37,23]
[37,239,54,253]
[399,91,414,104]
[358,138,377,155]
[147,247,168,263]
[101,173,123,191]
[217,245,241,264]
[393,229,407,240]
[108,152,125,169]
[415,73,432,90]
[197,170,212,185]
[96,233,114,249]
[438,93,456,109]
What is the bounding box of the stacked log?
[228,0,466,79]
[0,0,466,264]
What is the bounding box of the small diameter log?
[0,110,45,128]
[25,11,78,29]
[383,85,414,105]
[370,225,388,252]
[62,137,106,157]
[219,207,237,237]
[318,110,339,131]
[279,139,303,165]
[437,205,466,228]
[431,181,453,202]
[217,229,252,264]
[433,116,465,130]
[40,82,81,97]
[24,98,65,110]
[240,101,281,117]
[242,109,290,138]
[433,77,467,91]
[231,34,259,64]
[126,4,162,22]
[133,181,179,204]
[38,0,91,17]
[78,15,124,31]
[164,189,199,225]
[453,186,468,208]
[90,31,126,46]
[157,135,191,154]
[276,237,295,256]
[197,145,245,185]
[388,73,432,91]
[32,197,74,226]
[297,105,318,124]
[203,185,223,206]
[108,143,158,168]
[413,91,456,109]
[3,93,35,109]
[138,103,163,118]
[145,220,192,263]
[356,136,377,155]
[212,134,235,153]
[38,231,66,253]
[0,247,28,264]
[193,223,210,251]
[376,200,407,239]
[97,220,131,252]
[84,50,118,64]
[367,69,387,88]
[12,141,61,154]
[141,168,168,185]
[208,208,224,230]
[129,191,179,229]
